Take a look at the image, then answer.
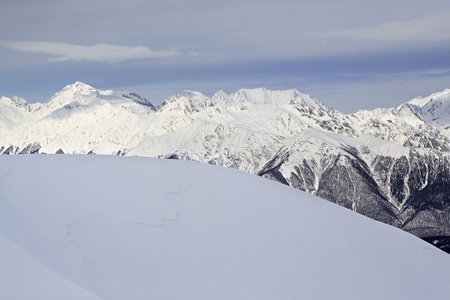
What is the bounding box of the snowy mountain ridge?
[1,82,450,252]
[398,88,450,128]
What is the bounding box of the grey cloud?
[0,40,183,63]
[327,11,450,41]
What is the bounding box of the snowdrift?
[0,155,449,300]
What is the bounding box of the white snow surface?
[1,155,450,300]
[0,232,102,300]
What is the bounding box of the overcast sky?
[1,0,450,112]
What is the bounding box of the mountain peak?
[398,88,450,128]
[11,96,28,106]
[406,88,450,108]
[214,87,326,110]
[158,90,211,113]
[34,82,158,118]
[72,81,94,88]
[231,87,279,105]
[0,95,28,107]
[61,81,97,94]
[176,90,207,98]
[42,82,99,110]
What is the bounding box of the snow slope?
[0,155,450,300]
[0,232,102,300]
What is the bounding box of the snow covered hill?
[1,155,450,300]
[1,82,450,252]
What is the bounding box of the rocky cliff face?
[2,82,450,252]
[258,133,450,243]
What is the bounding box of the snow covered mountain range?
[1,82,450,252]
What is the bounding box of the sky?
[1,0,450,113]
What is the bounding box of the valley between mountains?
[1,81,450,252]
